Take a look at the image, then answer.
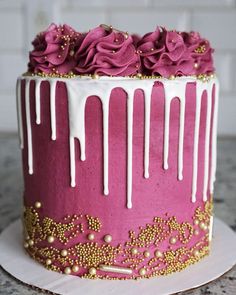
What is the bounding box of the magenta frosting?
[74,26,140,76]
[137,27,214,77]
[28,24,215,77]
[28,23,80,74]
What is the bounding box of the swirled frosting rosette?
[28,23,80,74]
[74,25,141,76]
[181,31,214,75]
[28,23,214,78]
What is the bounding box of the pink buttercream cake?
[17,24,219,279]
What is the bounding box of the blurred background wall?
[0,0,236,135]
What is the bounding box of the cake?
[17,23,219,279]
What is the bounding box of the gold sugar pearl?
[154,250,163,258]
[61,249,68,257]
[69,50,75,56]
[136,73,142,79]
[64,267,71,274]
[72,265,79,272]
[144,250,150,258]
[194,62,199,69]
[47,236,55,243]
[193,250,200,257]
[104,234,112,243]
[89,267,97,275]
[194,219,199,225]
[169,75,175,80]
[170,237,177,245]
[139,268,146,276]
[92,74,99,79]
[131,247,138,255]
[28,239,34,246]
[199,222,206,230]
[34,201,41,209]
[88,233,95,241]
[194,229,199,236]
[23,242,29,248]
[46,259,52,266]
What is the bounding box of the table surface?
[0,134,235,295]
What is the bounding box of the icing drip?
[178,92,186,181]
[127,89,135,209]
[50,80,57,140]
[203,82,213,201]
[66,82,87,187]
[100,93,111,196]
[192,80,215,203]
[18,76,219,208]
[16,78,24,149]
[144,88,152,179]
[209,82,219,194]
[25,79,33,174]
[163,82,187,174]
[35,79,41,125]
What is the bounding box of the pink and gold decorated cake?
[17,24,219,279]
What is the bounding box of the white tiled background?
[0,0,236,135]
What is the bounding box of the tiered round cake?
[17,23,219,279]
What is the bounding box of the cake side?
[17,24,219,279]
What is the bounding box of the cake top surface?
[27,23,214,79]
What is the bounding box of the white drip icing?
[127,88,135,209]
[18,76,219,208]
[203,82,213,201]
[144,87,152,179]
[100,92,111,196]
[35,79,41,125]
[210,81,219,194]
[25,79,33,174]
[50,80,57,140]
[191,80,215,203]
[16,78,24,149]
[163,81,187,175]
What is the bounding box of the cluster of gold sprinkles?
[23,200,212,279]
[86,215,102,232]
[23,71,216,82]
[194,44,207,54]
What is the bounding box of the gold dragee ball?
[154,250,163,258]
[169,74,175,80]
[170,237,177,245]
[92,74,99,79]
[194,219,199,225]
[72,265,79,272]
[28,239,34,246]
[64,267,71,275]
[144,250,150,258]
[104,234,112,243]
[89,267,97,275]
[199,222,206,230]
[139,268,146,276]
[24,242,29,248]
[47,235,55,243]
[131,247,138,255]
[194,229,199,236]
[46,259,52,266]
[61,249,68,257]
[88,233,95,241]
[193,250,200,257]
[35,201,41,208]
